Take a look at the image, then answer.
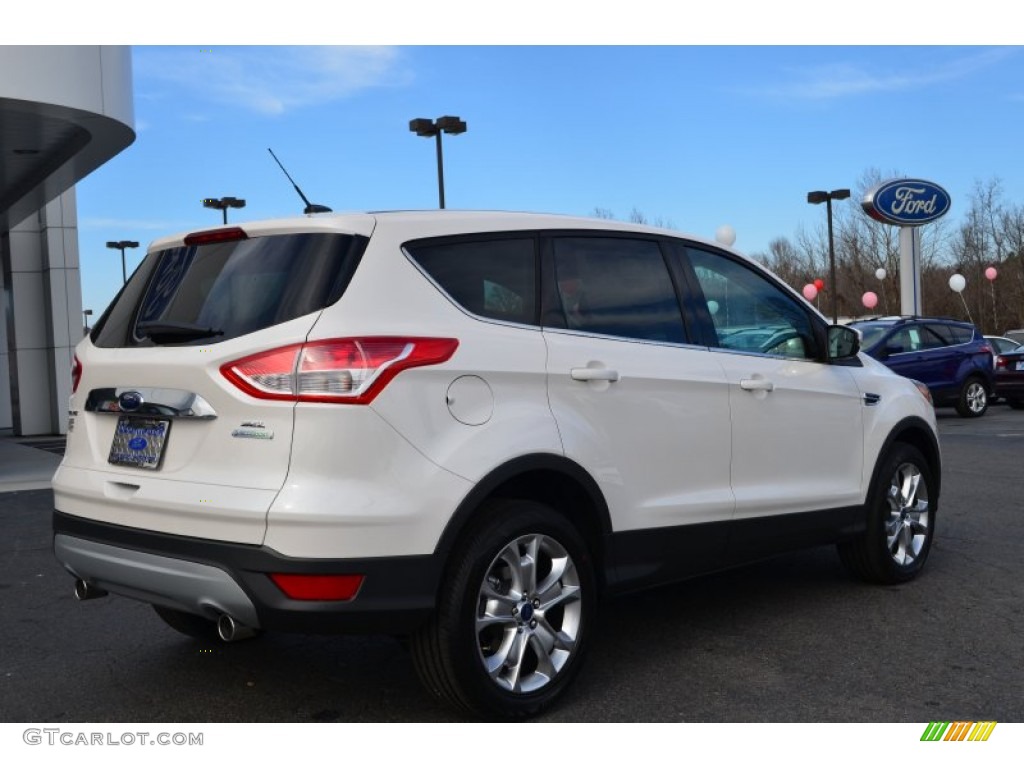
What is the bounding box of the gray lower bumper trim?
[54,534,259,627]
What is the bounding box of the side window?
[405,238,536,325]
[551,237,686,343]
[944,324,972,345]
[686,246,817,360]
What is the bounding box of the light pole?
[409,115,467,209]
[203,196,246,225]
[807,188,850,323]
[106,240,139,284]
[82,309,93,335]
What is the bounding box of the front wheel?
[955,376,988,417]
[411,499,596,719]
[838,443,936,584]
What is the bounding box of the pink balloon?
[862,291,878,309]
[985,266,998,281]
[802,284,818,301]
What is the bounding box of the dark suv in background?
[848,316,994,417]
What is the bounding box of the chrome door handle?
[740,378,774,392]
[571,367,620,382]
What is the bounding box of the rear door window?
[550,236,686,343]
[93,233,367,347]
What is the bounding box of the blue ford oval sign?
[862,179,951,226]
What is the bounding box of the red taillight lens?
[996,355,1007,370]
[71,354,82,393]
[221,337,459,405]
[269,573,364,601]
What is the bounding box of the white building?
[0,46,134,436]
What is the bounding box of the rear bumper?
[994,378,1024,399]
[53,511,441,634]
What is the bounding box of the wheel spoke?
[520,535,540,595]
[901,470,921,507]
[480,578,521,606]
[539,582,581,612]
[526,633,557,683]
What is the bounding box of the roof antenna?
[267,148,332,214]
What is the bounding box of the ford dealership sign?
[862,179,951,226]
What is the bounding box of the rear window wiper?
[136,321,225,344]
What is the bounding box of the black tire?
[1007,399,1024,410]
[411,499,596,719]
[955,376,988,417]
[838,443,936,584]
[153,605,223,642]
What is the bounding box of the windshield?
[850,323,890,349]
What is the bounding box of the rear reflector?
[184,226,248,246]
[269,573,364,601]
[221,337,459,405]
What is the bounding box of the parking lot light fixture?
[106,240,139,284]
[409,116,467,209]
[203,196,246,225]
[807,188,850,323]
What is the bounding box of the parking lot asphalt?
[1,406,1022,722]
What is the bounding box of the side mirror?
[828,325,860,362]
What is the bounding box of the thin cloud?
[135,46,409,115]
[756,47,1019,101]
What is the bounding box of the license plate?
[1016,361,1024,371]
[108,416,171,470]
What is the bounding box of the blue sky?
[73,44,1024,317]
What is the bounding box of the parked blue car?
[848,316,994,417]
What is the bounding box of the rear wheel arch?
[434,455,611,587]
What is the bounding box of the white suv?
[53,210,941,718]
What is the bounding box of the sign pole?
[899,226,922,316]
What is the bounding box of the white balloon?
[948,274,966,293]
[875,268,886,280]
[714,225,736,247]
[707,300,720,315]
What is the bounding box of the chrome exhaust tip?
[73,579,108,601]
[216,614,258,642]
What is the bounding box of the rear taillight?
[221,337,459,405]
[71,354,82,394]
[996,355,1007,370]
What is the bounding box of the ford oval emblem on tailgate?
[118,391,144,412]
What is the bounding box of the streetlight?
[807,188,850,323]
[409,115,467,209]
[202,196,246,225]
[106,240,139,284]
[82,309,93,335]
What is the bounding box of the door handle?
[740,377,774,392]
[571,367,620,382]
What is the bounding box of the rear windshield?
[92,233,367,347]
